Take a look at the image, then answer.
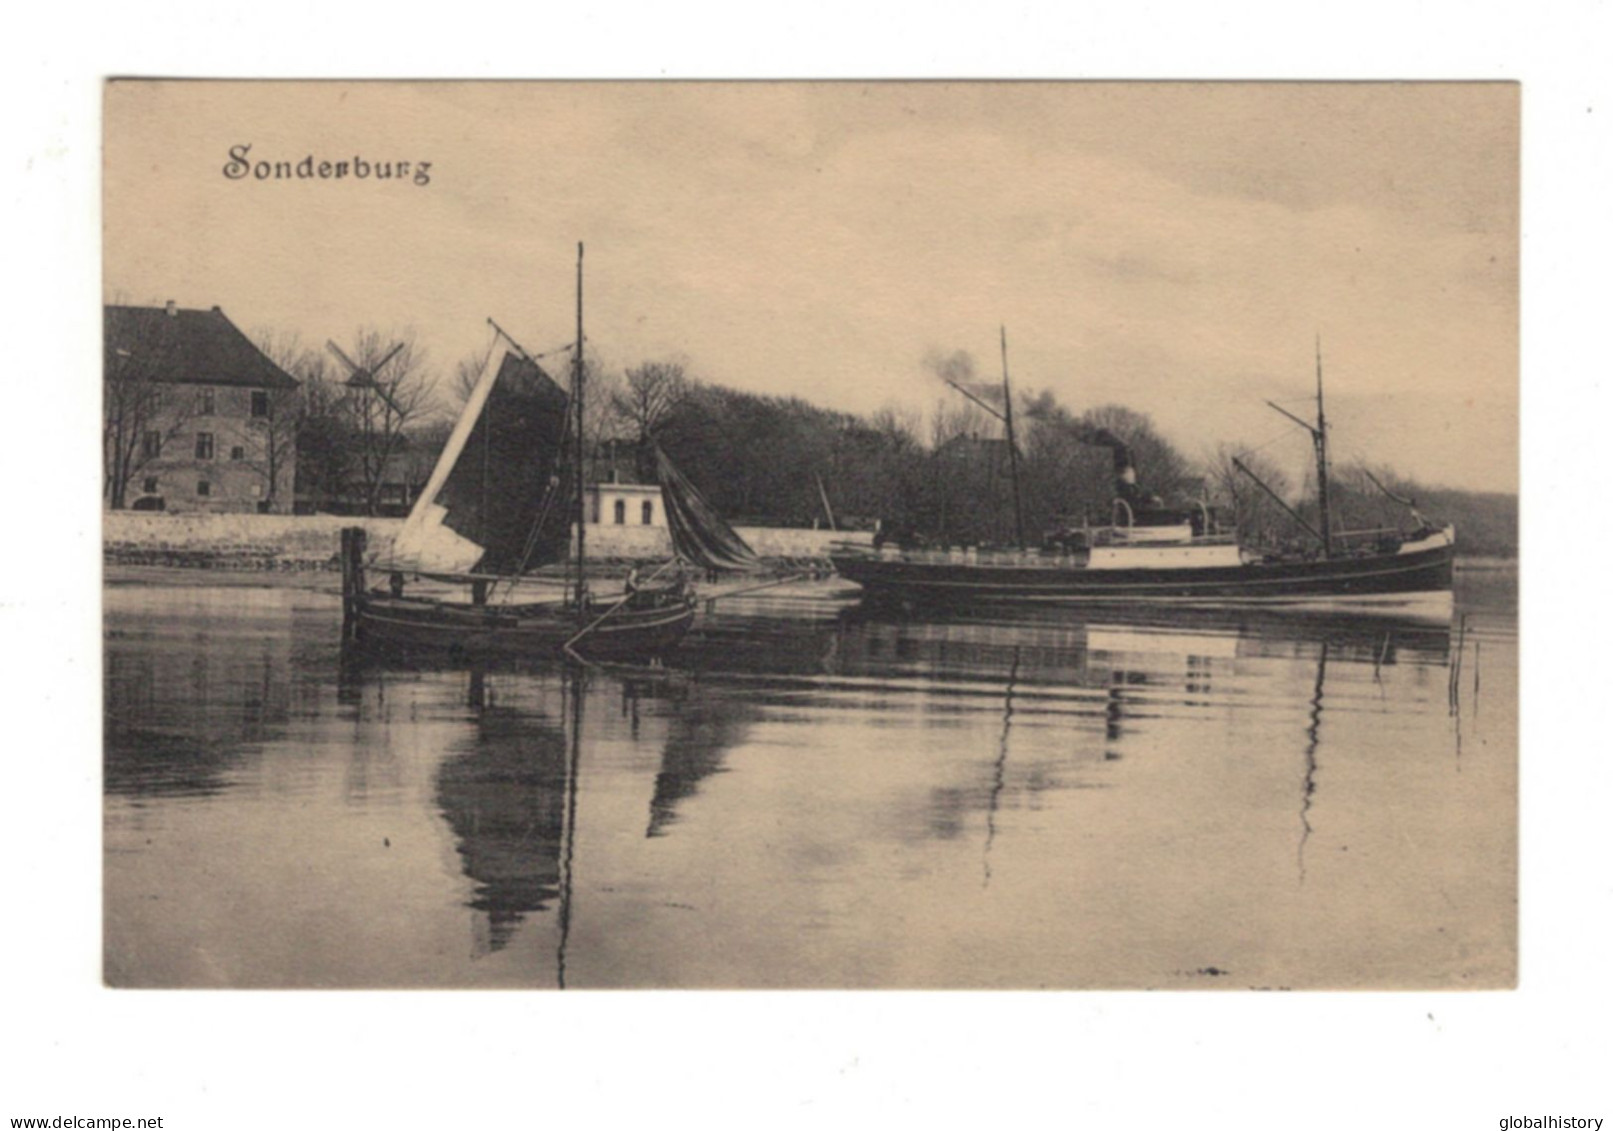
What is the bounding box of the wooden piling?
[340,527,367,641]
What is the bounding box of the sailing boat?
[831,341,1456,618]
[340,245,697,662]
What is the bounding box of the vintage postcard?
[102,80,1517,989]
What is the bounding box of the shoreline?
[104,554,1516,592]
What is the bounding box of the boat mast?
[1313,336,1334,560]
[937,332,1025,547]
[1000,326,1026,550]
[1262,336,1336,559]
[573,242,587,611]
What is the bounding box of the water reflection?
[645,690,756,839]
[104,577,1514,988]
[434,687,571,956]
[1299,642,1328,883]
[104,592,298,801]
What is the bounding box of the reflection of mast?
[556,668,584,989]
[982,646,1020,887]
[1298,641,1328,884]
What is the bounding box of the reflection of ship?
[644,689,758,838]
[434,694,571,954]
[840,602,1450,670]
[832,348,1455,614]
[414,660,760,972]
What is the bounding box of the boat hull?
[831,538,1456,614]
[351,592,698,662]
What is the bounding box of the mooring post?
[340,527,367,641]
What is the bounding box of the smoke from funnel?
[923,347,1004,409]
[1022,396,1141,500]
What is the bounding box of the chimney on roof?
[165,300,177,317]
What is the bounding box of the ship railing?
[876,532,1239,567]
[1089,526,1238,548]
[1330,525,1405,543]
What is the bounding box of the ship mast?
[1262,335,1335,559]
[939,329,1026,549]
[1313,336,1334,560]
[1000,326,1026,549]
[573,242,587,611]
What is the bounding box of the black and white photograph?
[100,80,1518,991]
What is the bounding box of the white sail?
[389,354,503,574]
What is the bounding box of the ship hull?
[831,537,1455,614]
[351,592,697,662]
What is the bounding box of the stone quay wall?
[104,512,871,571]
[104,512,402,570]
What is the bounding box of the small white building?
[585,482,664,528]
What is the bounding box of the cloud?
[103,82,1517,491]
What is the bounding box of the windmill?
[324,336,422,517]
[326,338,407,415]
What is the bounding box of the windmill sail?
[392,352,572,575]
[655,445,762,572]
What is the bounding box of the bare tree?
[449,343,493,407]
[294,359,354,513]
[1208,442,1293,548]
[247,329,321,512]
[611,360,690,479]
[247,388,302,512]
[103,311,199,509]
[561,347,620,453]
[870,403,922,452]
[925,397,1003,544]
[329,329,436,515]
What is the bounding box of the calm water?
[103,569,1516,989]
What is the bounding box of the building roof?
[936,432,1018,459]
[105,304,299,390]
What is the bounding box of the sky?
[104,81,1519,492]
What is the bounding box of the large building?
[104,303,300,513]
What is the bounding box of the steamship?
[830,349,1456,618]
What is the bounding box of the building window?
[196,480,211,497]
[141,431,162,459]
[231,446,245,461]
[251,390,269,418]
[142,477,159,494]
[613,499,626,525]
[590,495,601,524]
[197,388,215,416]
[641,500,654,525]
[195,432,215,460]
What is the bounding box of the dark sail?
[655,445,762,572]
[393,352,572,575]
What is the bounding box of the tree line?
[237,329,1517,556]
